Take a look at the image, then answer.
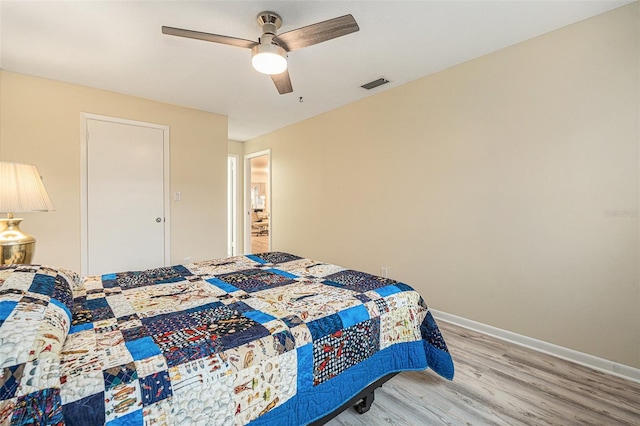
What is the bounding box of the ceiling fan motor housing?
[257,11,282,36]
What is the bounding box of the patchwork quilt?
[0,252,454,425]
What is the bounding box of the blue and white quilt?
[0,252,454,425]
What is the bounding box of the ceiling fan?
[162,11,359,95]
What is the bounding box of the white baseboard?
[430,309,640,384]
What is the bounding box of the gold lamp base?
[0,218,36,264]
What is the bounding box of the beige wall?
[245,3,640,368]
[0,71,229,272]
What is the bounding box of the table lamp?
[0,162,55,264]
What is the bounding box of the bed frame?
[309,372,399,425]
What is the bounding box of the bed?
[0,252,454,425]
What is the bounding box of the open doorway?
[245,150,271,254]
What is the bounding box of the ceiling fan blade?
[271,70,293,94]
[273,15,359,52]
[162,26,258,49]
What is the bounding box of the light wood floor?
[327,321,640,425]
[251,234,269,253]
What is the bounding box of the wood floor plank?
[325,321,640,425]
[252,234,269,253]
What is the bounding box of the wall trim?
[430,309,640,384]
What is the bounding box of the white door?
[86,119,166,275]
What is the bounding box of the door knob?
[156,217,162,223]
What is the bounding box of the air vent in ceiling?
[361,78,390,90]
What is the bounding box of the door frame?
[80,113,171,276]
[227,154,238,257]
[244,149,271,254]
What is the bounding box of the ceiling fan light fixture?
[251,43,287,75]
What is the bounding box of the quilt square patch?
[125,337,162,361]
[362,297,390,319]
[18,295,47,310]
[12,388,64,425]
[0,289,23,301]
[421,310,449,352]
[103,362,138,390]
[93,318,119,333]
[90,306,116,322]
[281,315,304,328]
[265,258,341,279]
[139,371,172,407]
[272,329,296,354]
[72,307,93,327]
[207,313,270,351]
[86,288,105,300]
[338,304,370,329]
[17,358,60,397]
[52,275,74,312]
[104,381,142,422]
[108,408,143,425]
[201,306,269,350]
[0,398,15,424]
[374,298,389,315]
[0,300,18,323]
[248,252,302,265]
[226,301,253,314]
[27,274,56,298]
[106,266,193,291]
[161,341,220,368]
[122,326,149,342]
[0,269,35,293]
[380,305,422,349]
[324,270,399,293]
[100,344,134,371]
[153,328,211,351]
[86,297,109,311]
[306,313,343,340]
[216,270,295,293]
[134,354,168,378]
[243,309,276,324]
[74,297,115,323]
[144,265,192,284]
[164,363,234,424]
[312,318,380,385]
[206,277,240,294]
[289,324,312,348]
[106,293,136,319]
[354,293,372,304]
[140,302,224,335]
[232,350,297,424]
[0,364,24,400]
[117,314,142,328]
[60,362,104,404]
[62,392,105,426]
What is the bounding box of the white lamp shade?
[251,44,288,75]
[0,162,55,213]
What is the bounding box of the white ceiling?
[0,1,631,141]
